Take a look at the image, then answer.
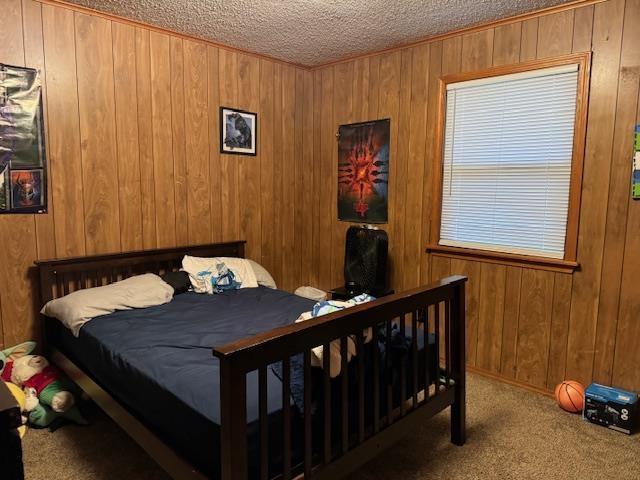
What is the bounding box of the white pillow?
[247,259,277,289]
[41,274,174,336]
[182,256,259,293]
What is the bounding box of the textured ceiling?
[67,0,574,66]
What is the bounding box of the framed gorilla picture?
[219,106,257,156]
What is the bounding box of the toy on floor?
[555,380,585,413]
[4,380,27,438]
[0,341,88,429]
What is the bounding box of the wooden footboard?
[213,275,467,480]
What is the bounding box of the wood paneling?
[184,40,211,245]
[149,31,176,248]
[476,264,506,372]
[2,0,638,394]
[402,45,429,291]
[259,60,275,275]
[281,65,297,291]
[420,41,442,285]
[42,4,85,258]
[311,0,640,393]
[566,0,625,386]
[546,273,573,389]
[135,27,157,250]
[610,0,640,392]
[0,0,311,347]
[500,267,523,378]
[301,70,315,287]
[520,18,539,61]
[113,22,143,252]
[492,23,522,66]
[237,54,261,262]
[207,46,222,243]
[170,37,188,247]
[537,9,575,57]
[218,49,239,243]
[593,0,639,387]
[516,269,555,388]
[75,12,121,254]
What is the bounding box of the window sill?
[425,244,579,274]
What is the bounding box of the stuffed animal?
[0,342,87,428]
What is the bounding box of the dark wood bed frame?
[35,241,467,480]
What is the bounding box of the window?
[430,54,590,271]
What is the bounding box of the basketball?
[555,380,585,413]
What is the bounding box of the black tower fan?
[344,226,388,296]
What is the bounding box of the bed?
[36,241,467,480]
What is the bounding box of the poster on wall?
[0,63,47,213]
[337,119,389,223]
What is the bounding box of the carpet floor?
[21,373,639,479]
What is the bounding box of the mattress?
[49,287,436,478]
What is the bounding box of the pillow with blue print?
[193,262,242,294]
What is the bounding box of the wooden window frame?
[427,52,592,274]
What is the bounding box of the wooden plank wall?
[0,0,314,349]
[0,0,638,395]
[311,0,640,393]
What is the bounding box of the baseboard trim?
[467,365,555,399]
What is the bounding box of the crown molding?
[311,0,603,70]
[35,0,309,70]
[36,0,604,71]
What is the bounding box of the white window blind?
[440,64,579,259]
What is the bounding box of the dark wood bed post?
[450,281,466,446]
[219,358,248,479]
[38,263,56,356]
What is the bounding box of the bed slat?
[259,366,268,480]
[303,350,312,478]
[434,304,440,395]
[423,307,430,402]
[356,331,365,443]
[340,336,349,454]
[445,299,452,387]
[373,323,380,433]
[282,357,291,480]
[322,342,331,464]
[400,313,407,417]
[385,319,393,425]
[411,310,418,409]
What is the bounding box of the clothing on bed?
[294,293,375,377]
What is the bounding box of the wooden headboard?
[34,241,246,305]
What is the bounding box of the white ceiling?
[67,0,573,66]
